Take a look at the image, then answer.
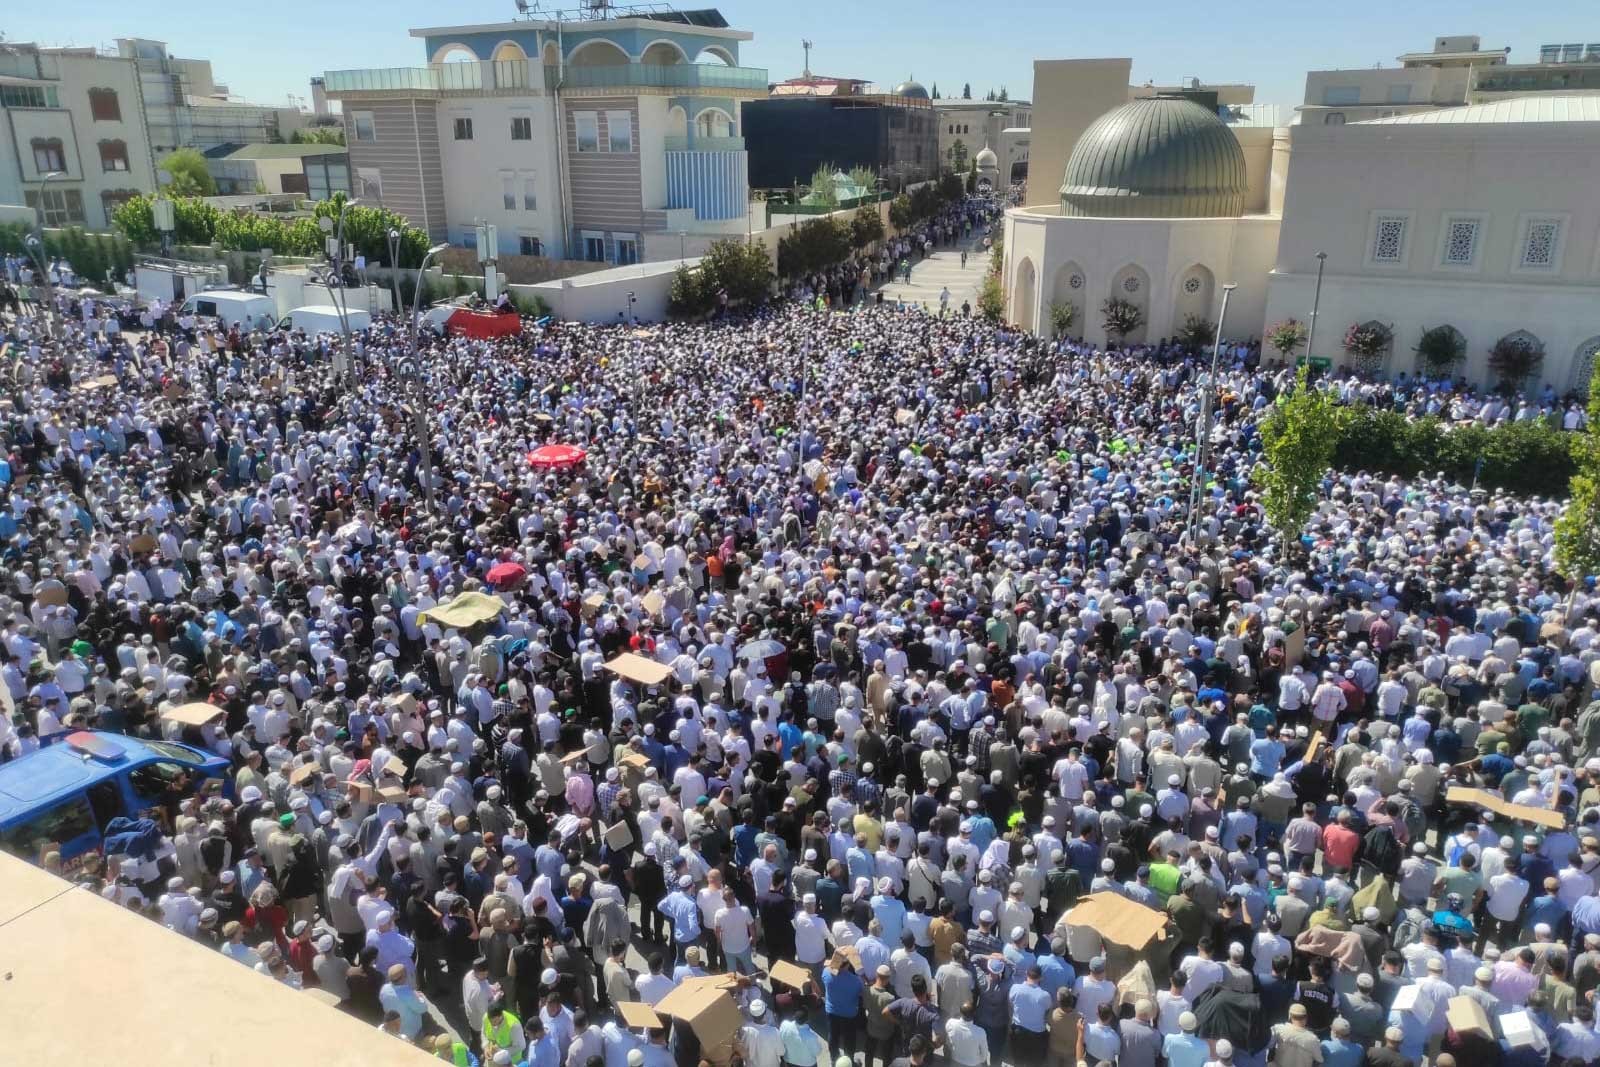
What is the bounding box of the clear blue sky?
[5,1,1592,113]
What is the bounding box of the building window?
[502,173,517,211]
[101,189,138,219]
[606,110,633,152]
[30,138,66,174]
[453,117,474,141]
[522,176,536,211]
[519,235,543,257]
[88,87,122,121]
[351,111,376,142]
[98,140,130,173]
[613,234,639,265]
[1439,216,1481,267]
[575,111,598,152]
[1370,214,1408,264]
[1068,274,1083,289]
[1387,84,1413,104]
[1519,218,1563,270]
[1183,277,1202,294]
[1323,113,1346,125]
[510,116,532,141]
[1322,86,1360,106]
[1122,276,1141,294]
[581,232,605,261]
[1,84,56,108]
[24,187,85,227]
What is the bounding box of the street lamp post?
[1188,282,1237,544]
[319,196,361,377]
[28,170,66,336]
[1303,251,1327,368]
[385,227,403,319]
[678,231,687,264]
[406,242,450,514]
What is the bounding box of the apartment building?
[0,42,159,230]
[323,5,766,264]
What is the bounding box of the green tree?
[937,172,963,203]
[1047,300,1076,337]
[847,166,876,194]
[1556,362,1600,580]
[1100,297,1143,343]
[158,148,217,196]
[1414,325,1466,376]
[1256,366,1349,546]
[806,163,839,208]
[977,272,1004,321]
[962,83,971,99]
[1265,318,1308,363]
[930,82,940,99]
[849,204,884,248]
[667,265,713,318]
[998,86,1009,102]
[699,238,772,305]
[1176,314,1215,351]
[291,126,345,145]
[888,194,914,231]
[948,140,969,174]
[1487,333,1545,391]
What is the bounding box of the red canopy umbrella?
[528,444,588,470]
[485,561,527,587]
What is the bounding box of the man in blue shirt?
[870,881,907,946]
[658,875,701,961]
[1248,727,1285,781]
[1162,1013,1209,1067]
[820,957,865,1058]
[1008,965,1053,1062]
[523,1016,562,1067]
[1035,938,1076,998]
[1320,1017,1364,1067]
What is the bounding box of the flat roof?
[1397,48,1508,64]
[212,143,345,160]
[409,16,751,41]
[1358,94,1600,124]
[0,853,437,1065]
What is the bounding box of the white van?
[178,290,277,331]
[276,305,373,335]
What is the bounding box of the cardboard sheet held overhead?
[1446,995,1492,1038]
[1445,786,1567,831]
[162,702,225,727]
[654,974,743,1048]
[1059,892,1170,951]
[604,652,674,687]
[288,761,322,786]
[616,1001,664,1030]
[602,820,634,850]
[768,960,813,990]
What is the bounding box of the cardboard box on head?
[653,974,742,1053]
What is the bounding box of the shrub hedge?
[1329,407,1576,498]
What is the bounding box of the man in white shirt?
[714,889,756,975]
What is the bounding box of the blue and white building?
[322,5,766,264]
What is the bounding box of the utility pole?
[1188,282,1237,544]
[1303,251,1327,368]
[407,242,449,513]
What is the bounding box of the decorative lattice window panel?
[1372,216,1406,263]
[1183,277,1202,293]
[1442,219,1478,265]
[1122,276,1141,293]
[1521,221,1560,268]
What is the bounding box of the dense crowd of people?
[3,242,1600,1067]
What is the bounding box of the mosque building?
[1003,50,1600,391]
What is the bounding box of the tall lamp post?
[1187,282,1237,544]
[27,170,66,335]
[319,196,361,377]
[406,242,450,514]
[1302,251,1327,368]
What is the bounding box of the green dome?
[1059,96,1247,218]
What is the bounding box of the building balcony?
[549,62,767,94]
[325,60,768,99]
[664,134,745,151]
